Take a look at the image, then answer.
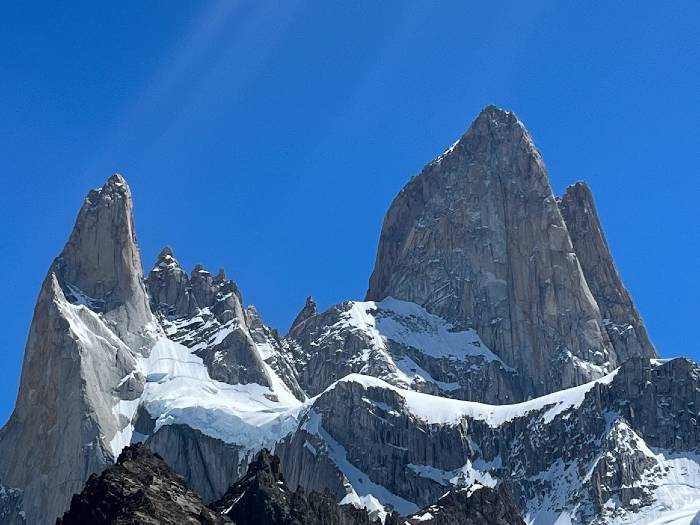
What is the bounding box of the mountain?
[56,444,526,525]
[212,448,385,525]
[0,174,157,524]
[366,106,655,398]
[0,106,694,525]
[56,444,230,525]
[400,484,526,525]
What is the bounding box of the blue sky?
[1,1,698,424]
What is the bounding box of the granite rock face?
[0,107,682,525]
[558,181,656,363]
[288,298,521,404]
[278,357,700,524]
[401,485,526,525]
[147,251,272,388]
[56,444,231,525]
[365,106,647,398]
[144,424,246,504]
[55,174,155,350]
[0,175,156,525]
[289,296,318,333]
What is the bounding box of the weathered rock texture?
[148,251,272,388]
[279,357,699,524]
[366,106,653,398]
[558,181,656,362]
[0,175,155,525]
[401,485,526,525]
[145,424,245,504]
[56,444,231,525]
[289,296,317,333]
[288,299,521,404]
[213,449,384,525]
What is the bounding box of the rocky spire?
[54,173,154,349]
[559,181,656,361]
[146,245,196,318]
[289,295,317,333]
[0,175,153,525]
[366,106,616,397]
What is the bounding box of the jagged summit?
[558,181,656,361]
[289,295,317,333]
[0,107,677,525]
[157,244,176,259]
[365,106,647,398]
[474,104,519,126]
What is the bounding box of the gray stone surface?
[366,106,618,398]
[288,300,521,404]
[279,357,700,523]
[559,181,656,362]
[0,175,155,525]
[145,424,245,504]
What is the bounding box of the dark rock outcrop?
[289,296,317,333]
[212,449,383,525]
[402,484,526,525]
[56,443,231,525]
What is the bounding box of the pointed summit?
[146,245,194,318]
[289,295,317,334]
[54,173,153,346]
[366,107,615,398]
[0,173,154,524]
[559,182,656,361]
[157,244,175,260]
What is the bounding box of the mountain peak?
[157,244,175,260]
[366,107,619,397]
[54,172,153,345]
[57,444,231,525]
[289,295,318,334]
[476,104,517,124]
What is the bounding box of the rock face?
[147,252,272,388]
[278,357,700,524]
[0,107,683,525]
[212,449,384,525]
[289,296,317,333]
[55,174,155,350]
[144,424,245,504]
[401,485,526,525]
[366,106,653,398]
[288,298,521,403]
[558,181,656,362]
[56,444,231,525]
[0,174,155,525]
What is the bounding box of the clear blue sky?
[1,1,698,424]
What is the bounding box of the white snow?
[137,336,303,453]
[329,369,618,428]
[318,297,512,395]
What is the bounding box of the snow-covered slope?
[288,297,521,404]
[278,358,700,525]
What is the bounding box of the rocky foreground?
[57,444,525,525]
